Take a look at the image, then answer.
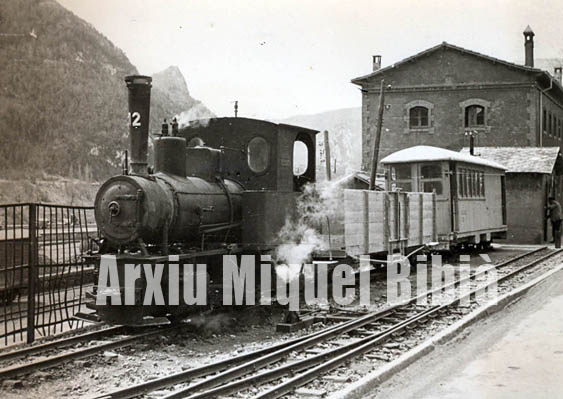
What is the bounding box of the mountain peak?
[152,65,190,97]
[0,0,213,181]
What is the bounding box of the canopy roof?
[460,146,560,174]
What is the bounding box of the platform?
[368,266,563,398]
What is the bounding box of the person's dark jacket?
[548,200,562,222]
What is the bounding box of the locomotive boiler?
[95,76,244,250]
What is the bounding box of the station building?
[460,146,563,244]
[352,27,563,172]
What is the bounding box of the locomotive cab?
[180,118,318,251]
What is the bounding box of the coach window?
[391,164,412,191]
[458,168,485,198]
[459,169,468,198]
[247,136,270,174]
[420,163,443,195]
[465,105,485,127]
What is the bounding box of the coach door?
[419,161,451,235]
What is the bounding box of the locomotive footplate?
[84,245,242,264]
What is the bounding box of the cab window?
[247,137,270,173]
[293,141,308,176]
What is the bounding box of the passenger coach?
[381,146,507,251]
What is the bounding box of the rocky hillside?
[151,66,214,129]
[0,0,212,183]
[278,107,362,180]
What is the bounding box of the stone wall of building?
[362,86,539,169]
[503,173,547,244]
[358,46,563,170]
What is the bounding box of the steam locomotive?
[85,76,319,325]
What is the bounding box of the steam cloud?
[176,104,213,128]
[274,181,343,281]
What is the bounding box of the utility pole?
[369,80,386,190]
[323,130,332,181]
[465,130,476,155]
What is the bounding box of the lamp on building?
[465,130,478,156]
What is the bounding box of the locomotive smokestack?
[125,75,152,175]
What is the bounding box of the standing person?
[547,196,562,248]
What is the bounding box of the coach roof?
[381,146,506,170]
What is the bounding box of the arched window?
[465,105,485,127]
[404,100,434,134]
[293,141,308,176]
[247,136,270,173]
[409,106,429,128]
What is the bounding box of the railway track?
[88,246,561,399]
[0,323,187,380]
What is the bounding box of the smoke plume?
[274,181,343,281]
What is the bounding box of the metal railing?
[0,203,97,346]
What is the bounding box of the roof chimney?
[555,67,562,84]
[523,25,535,67]
[372,55,381,71]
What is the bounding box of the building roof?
[333,172,385,190]
[351,42,563,97]
[381,145,507,170]
[460,147,560,174]
[523,25,535,35]
[352,172,386,190]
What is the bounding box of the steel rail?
[94,247,551,399]
[495,249,563,282]
[91,308,396,399]
[164,247,553,399]
[181,307,440,399]
[0,324,185,379]
[91,331,324,399]
[158,306,404,399]
[251,248,563,399]
[0,325,126,363]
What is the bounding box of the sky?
[58,0,563,120]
